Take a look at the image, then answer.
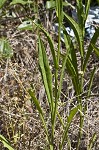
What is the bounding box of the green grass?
[28,0,99,149]
[0,0,99,149]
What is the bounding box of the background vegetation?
[0,0,99,150]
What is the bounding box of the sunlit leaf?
[34,22,58,69]
[46,1,55,9]
[0,134,14,150]
[10,0,32,5]
[63,27,78,75]
[18,20,33,30]
[85,0,91,21]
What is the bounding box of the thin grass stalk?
[86,67,96,149]
[51,0,63,147]
[76,0,91,148]
[77,0,85,150]
[77,1,93,148]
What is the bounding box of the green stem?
[51,0,62,147]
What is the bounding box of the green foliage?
[0,38,13,58]
[0,0,98,149]
[0,134,14,150]
[28,0,99,149]
[83,28,99,72]
[60,104,80,149]
[18,20,33,30]
[88,133,97,150]
[92,44,99,58]
[38,37,53,108]
[10,0,32,5]
[0,0,7,8]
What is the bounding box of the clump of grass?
[0,0,98,149]
[28,0,99,150]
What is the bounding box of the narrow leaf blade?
[63,12,84,57]
[33,22,58,69]
[92,44,99,58]
[60,105,80,149]
[28,89,43,116]
[0,134,14,150]
[88,133,97,150]
[83,28,99,72]
[38,37,53,107]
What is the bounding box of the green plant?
[28,0,99,149]
[0,38,13,59]
[0,134,14,150]
[1,0,98,149]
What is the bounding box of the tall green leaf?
[63,27,78,75]
[38,37,53,111]
[76,0,85,28]
[63,12,84,58]
[34,23,58,69]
